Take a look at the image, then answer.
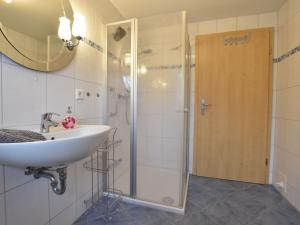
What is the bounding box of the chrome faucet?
[40,113,60,133]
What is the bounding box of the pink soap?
[62,116,76,129]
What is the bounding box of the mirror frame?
[0,1,76,72]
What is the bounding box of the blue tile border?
[82,37,103,53]
[147,65,182,70]
[82,38,189,70]
[82,37,120,61]
[274,45,300,63]
[84,35,299,68]
[146,63,195,71]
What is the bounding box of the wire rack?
[81,127,124,223]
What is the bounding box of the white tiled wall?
[216,17,236,33]
[0,166,4,194]
[50,204,76,225]
[4,167,33,191]
[0,194,5,225]
[2,63,46,127]
[237,15,259,30]
[187,12,278,173]
[5,179,49,225]
[46,75,75,115]
[49,165,77,219]
[273,0,300,212]
[0,0,122,225]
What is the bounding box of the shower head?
[113,26,127,42]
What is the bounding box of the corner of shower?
[105,11,190,213]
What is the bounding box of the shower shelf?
[98,139,123,152]
[83,158,122,173]
[82,127,123,223]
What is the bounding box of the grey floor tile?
[202,178,240,198]
[73,176,300,225]
[187,190,220,212]
[250,208,300,225]
[266,199,300,224]
[188,176,212,187]
[205,200,253,225]
[147,217,176,225]
[126,205,171,225]
[226,180,254,190]
[240,185,284,209]
[226,189,268,217]
[173,211,219,225]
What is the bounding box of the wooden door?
[194,28,273,184]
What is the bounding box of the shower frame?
[105,12,190,212]
[104,18,138,198]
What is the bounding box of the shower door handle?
[200,98,211,115]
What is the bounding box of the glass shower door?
[106,20,135,196]
[136,12,188,207]
[106,13,189,208]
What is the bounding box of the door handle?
[200,98,211,115]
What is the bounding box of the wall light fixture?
[3,0,13,4]
[58,12,86,51]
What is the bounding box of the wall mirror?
[0,0,76,72]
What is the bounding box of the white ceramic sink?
[0,125,111,168]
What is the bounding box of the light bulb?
[58,17,71,41]
[72,13,86,38]
[3,0,13,3]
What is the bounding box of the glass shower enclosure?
[105,11,190,209]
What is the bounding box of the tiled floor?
[74,175,300,225]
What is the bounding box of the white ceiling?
[109,0,286,22]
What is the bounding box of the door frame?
[192,28,274,183]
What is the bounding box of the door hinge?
[265,158,268,166]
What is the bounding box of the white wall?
[187,12,278,175]
[0,1,122,225]
[273,0,300,212]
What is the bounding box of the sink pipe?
[25,167,67,195]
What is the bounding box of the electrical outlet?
[275,172,287,193]
[75,89,85,100]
